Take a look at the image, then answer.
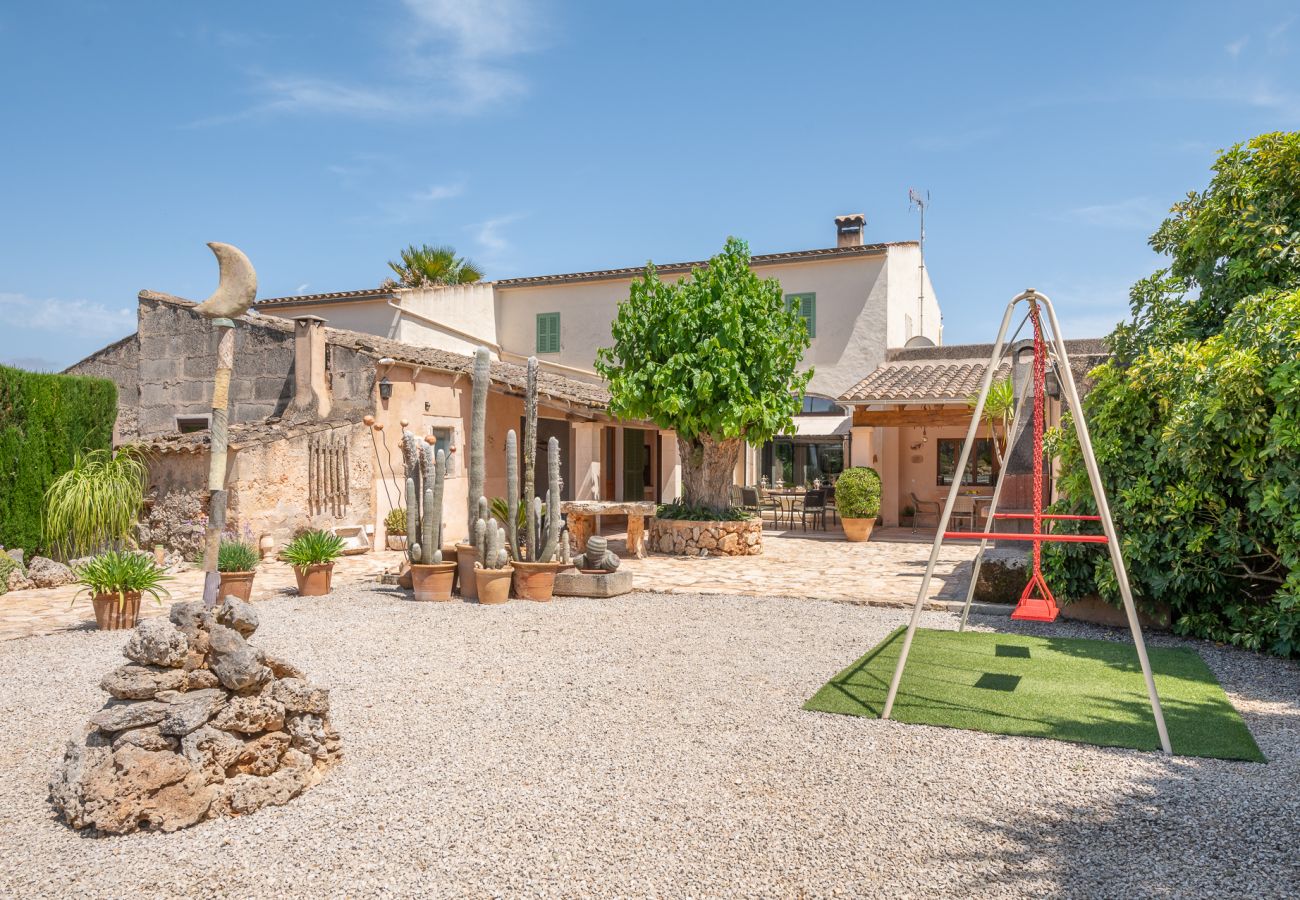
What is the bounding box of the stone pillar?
[881,415,901,527]
[658,430,681,502]
[572,422,601,501]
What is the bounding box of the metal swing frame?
[879,289,1172,755]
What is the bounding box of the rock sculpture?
[573,534,620,573]
[50,597,340,835]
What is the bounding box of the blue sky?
[1,1,1297,370]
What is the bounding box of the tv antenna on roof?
[909,188,931,338]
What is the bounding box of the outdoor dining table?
[766,488,810,529]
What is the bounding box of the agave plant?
[44,447,148,557]
[281,530,345,568]
[217,538,260,573]
[967,376,1015,468]
[386,244,484,288]
[73,551,171,611]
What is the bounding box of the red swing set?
[880,290,1173,754]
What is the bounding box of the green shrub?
[654,501,749,522]
[217,538,260,573]
[0,365,117,556]
[383,507,407,535]
[835,468,881,519]
[0,555,23,595]
[43,447,147,558]
[282,530,345,568]
[73,551,171,610]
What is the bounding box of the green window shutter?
[536,312,560,353]
[786,293,816,338]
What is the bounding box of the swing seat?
[1011,571,1059,622]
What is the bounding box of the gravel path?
[0,588,1296,899]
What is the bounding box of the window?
[427,426,456,475]
[937,438,998,486]
[536,312,561,353]
[175,415,211,433]
[761,438,847,487]
[786,293,816,338]
[800,395,845,415]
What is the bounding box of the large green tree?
[595,237,812,514]
[1046,132,1300,656]
[386,244,484,287]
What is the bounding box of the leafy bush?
[1046,132,1300,657]
[0,555,23,595]
[0,365,117,555]
[44,448,147,558]
[73,551,171,610]
[835,468,882,519]
[282,530,345,568]
[384,507,407,535]
[654,501,750,522]
[217,538,260,573]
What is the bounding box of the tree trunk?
[678,434,742,515]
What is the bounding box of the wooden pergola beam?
[851,407,973,427]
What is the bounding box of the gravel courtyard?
[1,589,1296,899]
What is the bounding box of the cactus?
[523,357,538,561]
[538,436,562,562]
[468,346,491,539]
[400,431,447,565]
[506,429,520,560]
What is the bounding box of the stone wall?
[650,517,762,557]
[66,333,140,442]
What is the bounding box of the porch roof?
[838,359,1012,404]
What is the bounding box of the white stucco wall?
[394,283,499,356]
[259,301,402,339]
[884,244,942,349]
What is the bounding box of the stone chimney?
[291,315,331,418]
[835,213,866,247]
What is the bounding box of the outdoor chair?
[797,489,826,531]
[757,486,782,526]
[740,487,761,516]
[730,485,744,508]
[824,485,838,526]
[910,491,941,534]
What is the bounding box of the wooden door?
[622,427,645,501]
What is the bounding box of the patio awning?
[789,414,852,438]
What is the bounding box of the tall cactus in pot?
[467,346,491,539]
[400,431,446,565]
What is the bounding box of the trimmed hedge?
[0,365,118,555]
[835,467,881,519]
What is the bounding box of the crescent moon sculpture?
[192,242,257,319]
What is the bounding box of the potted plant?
[399,431,457,601]
[384,507,409,551]
[836,467,882,542]
[73,551,171,630]
[282,530,345,597]
[217,537,259,602]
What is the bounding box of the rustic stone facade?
[650,517,762,557]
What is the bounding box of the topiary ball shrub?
[835,468,881,520]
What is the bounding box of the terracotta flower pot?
[474,566,513,605]
[841,517,876,542]
[511,560,566,601]
[294,563,334,597]
[92,592,142,630]
[455,543,478,600]
[386,535,408,552]
[218,570,255,603]
[409,562,457,601]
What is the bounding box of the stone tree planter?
[650,517,763,557]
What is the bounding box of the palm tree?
[968,376,1015,468]
[386,244,484,288]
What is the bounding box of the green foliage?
[1046,132,1300,657]
[282,530,345,567]
[384,507,407,534]
[387,244,484,287]
[834,467,882,519]
[73,551,171,610]
[595,237,812,446]
[490,496,537,534]
[217,538,259,573]
[0,555,22,595]
[43,448,147,558]
[654,501,749,522]
[969,376,1015,466]
[0,365,117,555]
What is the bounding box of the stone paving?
[0,527,978,641]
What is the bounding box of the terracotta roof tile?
[840,359,1012,403]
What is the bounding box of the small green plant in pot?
[74,550,171,630]
[282,530,345,597]
[384,507,408,551]
[217,538,260,602]
[835,467,882,542]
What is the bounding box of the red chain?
[1030,300,1046,578]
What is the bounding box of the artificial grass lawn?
[805,627,1264,762]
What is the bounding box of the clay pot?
[92,592,142,630]
[474,566,513,605]
[455,543,478,600]
[293,563,334,597]
[511,560,566,601]
[218,570,255,603]
[409,562,457,601]
[841,517,876,542]
[386,535,408,552]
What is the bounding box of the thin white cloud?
[295,283,311,295]
[353,182,467,226]
[416,183,464,202]
[1226,36,1249,58]
[1063,196,1164,229]
[471,213,525,255]
[0,292,134,339]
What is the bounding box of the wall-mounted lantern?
[378,376,393,401]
